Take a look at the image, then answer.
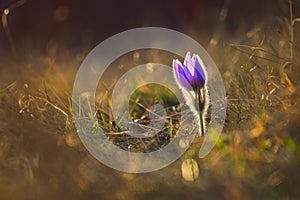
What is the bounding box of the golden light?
[4,9,10,15]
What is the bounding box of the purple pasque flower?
[173,52,207,91]
[173,52,209,135]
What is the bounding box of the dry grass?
[0,1,300,199]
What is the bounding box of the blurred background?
[0,0,300,199]
[0,0,289,64]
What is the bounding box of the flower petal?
[184,52,195,76]
[182,63,197,88]
[192,54,206,87]
[173,59,193,90]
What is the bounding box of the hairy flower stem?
[195,87,205,135]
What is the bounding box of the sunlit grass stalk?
[289,0,294,60]
[289,0,300,63]
[1,0,26,57]
[169,117,173,141]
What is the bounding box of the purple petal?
[182,63,198,88]
[192,54,206,87]
[173,59,193,90]
[183,52,195,76]
[183,52,191,66]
